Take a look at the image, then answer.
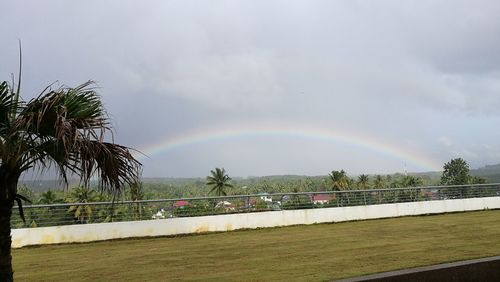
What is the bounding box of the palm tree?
[402,175,423,187]
[357,174,370,189]
[128,181,145,219]
[385,175,394,188]
[329,170,351,206]
[328,170,349,191]
[38,190,61,204]
[0,79,141,281]
[373,175,385,189]
[128,181,144,201]
[206,168,233,196]
[66,187,99,224]
[401,176,423,201]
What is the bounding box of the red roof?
[312,194,331,201]
[173,200,189,208]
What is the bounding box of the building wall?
[12,196,500,248]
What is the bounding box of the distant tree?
[441,158,470,185]
[128,181,144,201]
[302,177,315,191]
[128,181,145,219]
[16,185,34,202]
[206,168,233,196]
[469,176,486,184]
[328,170,349,191]
[38,190,61,204]
[402,175,423,187]
[66,187,99,224]
[346,177,355,188]
[385,175,394,188]
[357,174,370,189]
[329,170,351,206]
[373,175,385,189]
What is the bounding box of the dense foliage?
[441,158,470,185]
[16,158,494,206]
[18,171,474,203]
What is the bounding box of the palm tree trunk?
[0,199,13,282]
[0,168,19,282]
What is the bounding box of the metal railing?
[11,183,500,229]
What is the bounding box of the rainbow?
[136,122,442,172]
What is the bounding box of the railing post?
[363,192,367,205]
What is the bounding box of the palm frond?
[79,140,141,192]
[8,81,141,194]
[0,82,15,128]
[16,81,107,144]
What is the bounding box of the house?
[151,208,166,219]
[259,193,273,203]
[173,200,189,209]
[311,194,331,205]
[215,201,236,211]
[422,190,438,200]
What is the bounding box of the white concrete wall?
[11,196,500,248]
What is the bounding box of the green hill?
[470,164,500,182]
[408,163,500,184]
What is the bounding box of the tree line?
[204,158,486,197]
[18,157,486,204]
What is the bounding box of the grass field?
[13,210,500,281]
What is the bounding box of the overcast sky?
[2,0,500,177]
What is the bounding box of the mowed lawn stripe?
[13,210,500,281]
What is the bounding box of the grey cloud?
[2,0,500,176]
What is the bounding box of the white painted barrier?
[11,196,500,248]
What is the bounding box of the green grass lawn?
[13,210,500,281]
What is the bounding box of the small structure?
[173,200,189,209]
[151,208,166,219]
[215,201,235,211]
[311,194,331,205]
[423,190,438,200]
[259,193,273,203]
